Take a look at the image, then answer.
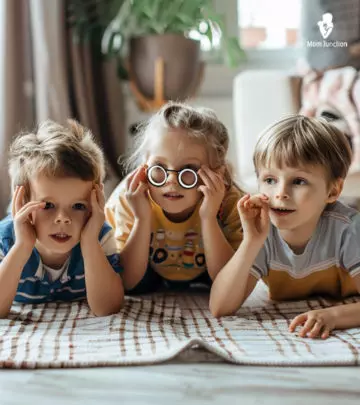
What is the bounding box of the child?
[0,120,124,318]
[105,102,244,293]
[210,115,360,339]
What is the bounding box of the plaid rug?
[1,282,360,368]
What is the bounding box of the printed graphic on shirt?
[149,227,206,281]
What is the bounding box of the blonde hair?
[9,119,105,200]
[124,101,234,187]
[253,115,352,183]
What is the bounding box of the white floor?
[1,350,360,405]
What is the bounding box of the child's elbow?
[209,295,242,318]
[209,299,230,318]
[92,298,124,317]
[0,309,10,319]
[93,305,120,317]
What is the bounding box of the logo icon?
[317,13,334,39]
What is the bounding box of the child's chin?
[47,238,77,251]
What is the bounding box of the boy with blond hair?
[210,115,360,339]
[0,120,124,318]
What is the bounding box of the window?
[238,0,302,49]
[195,0,302,58]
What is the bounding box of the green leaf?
[68,0,245,68]
[223,37,246,67]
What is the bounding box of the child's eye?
[72,203,87,211]
[293,178,307,186]
[183,164,200,172]
[264,178,276,185]
[44,202,54,210]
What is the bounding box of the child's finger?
[91,188,98,208]
[96,185,106,209]
[246,195,264,210]
[139,165,148,183]
[299,317,316,337]
[126,167,142,190]
[260,201,270,228]
[321,327,331,339]
[201,166,223,192]
[237,195,250,214]
[289,313,307,332]
[198,168,214,190]
[17,201,46,221]
[308,322,322,338]
[134,181,148,196]
[15,186,26,214]
[129,166,147,192]
[11,186,20,217]
[197,185,209,198]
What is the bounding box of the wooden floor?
[1,350,360,405]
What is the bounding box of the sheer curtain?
[0,0,126,217]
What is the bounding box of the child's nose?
[55,211,71,224]
[166,171,178,185]
[275,184,290,200]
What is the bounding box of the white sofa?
[233,70,360,198]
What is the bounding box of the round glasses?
[146,165,198,189]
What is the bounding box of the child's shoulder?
[0,215,15,240]
[98,221,116,240]
[322,200,359,225]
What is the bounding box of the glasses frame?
[146,165,199,189]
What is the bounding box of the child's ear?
[327,178,344,203]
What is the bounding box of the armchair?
[232,70,360,198]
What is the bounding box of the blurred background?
[1,0,359,217]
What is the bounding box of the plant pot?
[129,33,203,101]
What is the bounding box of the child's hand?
[198,165,226,221]
[11,185,45,251]
[81,184,105,244]
[289,307,336,339]
[237,194,270,243]
[125,165,151,221]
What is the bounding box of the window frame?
[199,0,303,97]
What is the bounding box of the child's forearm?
[82,241,124,317]
[333,302,360,330]
[209,239,262,317]
[119,218,152,290]
[0,244,32,318]
[201,218,236,280]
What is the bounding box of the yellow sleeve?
[219,184,244,250]
[105,180,135,252]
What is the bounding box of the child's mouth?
[271,207,296,216]
[163,192,184,200]
[50,233,71,243]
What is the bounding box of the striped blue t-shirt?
[0,215,123,303]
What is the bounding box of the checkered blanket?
[1,282,360,368]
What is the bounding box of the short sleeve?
[0,216,15,263]
[105,180,135,251]
[0,240,5,262]
[99,225,123,274]
[250,243,268,280]
[219,184,244,250]
[340,214,360,277]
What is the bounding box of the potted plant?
[68,0,244,109]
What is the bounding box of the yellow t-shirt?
[105,181,243,281]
